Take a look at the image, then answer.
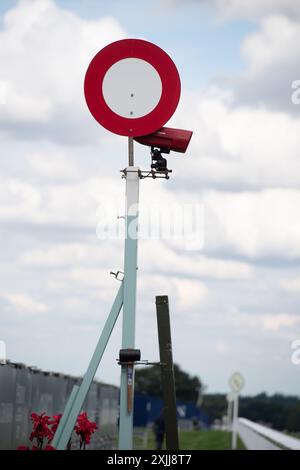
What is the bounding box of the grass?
[285,431,300,439]
[134,429,246,450]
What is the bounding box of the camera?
[134,127,193,179]
[134,127,193,154]
[150,148,168,172]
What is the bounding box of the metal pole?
[227,399,232,431]
[128,136,134,166]
[232,392,239,450]
[155,295,179,450]
[118,164,139,450]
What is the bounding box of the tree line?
[135,365,300,432]
[203,393,300,432]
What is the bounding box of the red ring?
[84,39,181,137]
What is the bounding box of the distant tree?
[202,392,300,432]
[286,404,300,432]
[135,368,300,433]
[135,365,162,397]
[135,363,201,403]
[201,394,226,422]
[238,393,300,430]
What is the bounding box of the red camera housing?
[134,127,193,153]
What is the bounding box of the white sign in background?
[229,372,245,393]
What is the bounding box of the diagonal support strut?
[53,283,124,450]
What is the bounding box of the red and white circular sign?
[84,39,181,137]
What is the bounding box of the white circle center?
[102,58,162,119]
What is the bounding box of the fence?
[133,392,209,428]
[238,418,300,450]
[0,361,119,450]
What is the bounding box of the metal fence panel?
[0,364,16,449]
[11,364,32,449]
[0,363,119,449]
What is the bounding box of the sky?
[1,0,300,396]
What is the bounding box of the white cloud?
[261,313,300,331]
[175,92,300,190]
[183,0,300,21]
[0,175,123,227]
[241,16,299,76]
[0,80,6,104]
[26,150,80,181]
[3,293,49,315]
[281,278,300,293]
[204,188,300,259]
[140,241,253,278]
[5,175,300,276]
[228,15,300,112]
[175,278,209,310]
[69,267,112,288]
[0,0,125,141]
[218,309,300,333]
[216,339,231,354]
[20,239,253,279]
[20,243,119,269]
[67,267,122,305]
[0,179,41,220]
[139,273,209,312]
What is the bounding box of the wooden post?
[155,295,179,450]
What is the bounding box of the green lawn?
[134,429,246,450]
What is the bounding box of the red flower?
[17,410,97,450]
[30,412,53,449]
[49,414,62,435]
[75,412,98,449]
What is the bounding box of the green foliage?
[135,363,201,403]
[201,392,300,432]
[135,362,300,433]
[201,394,227,423]
[239,393,300,432]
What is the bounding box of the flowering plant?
[30,412,53,447]
[49,414,62,435]
[17,411,97,450]
[75,412,98,450]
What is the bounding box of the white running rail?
[239,418,300,450]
